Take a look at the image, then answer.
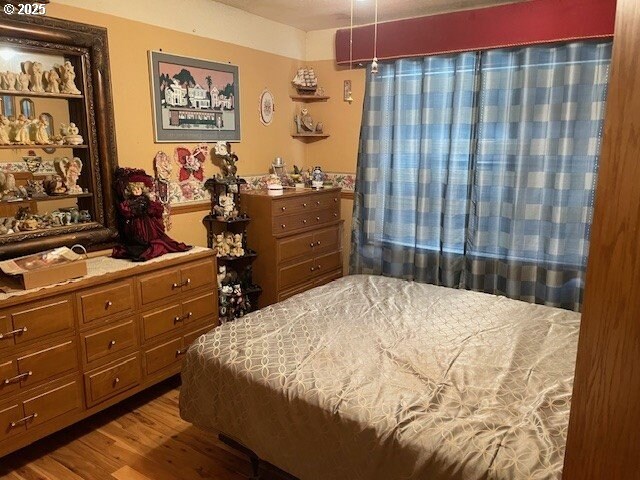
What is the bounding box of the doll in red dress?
[112,168,190,261]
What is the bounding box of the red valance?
[335,0,616,65]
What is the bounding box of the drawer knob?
[303,219,307,224]
[281,224,286,229]
[109,340,117,347]
[106,300,113,308]
[281,206,286,211]
[10,412,37,428]
[186,311,193,318]
[309,242,315,247]
[0,326,27,339]
[114,377,120,385]
[176,349,187,356]
[174,315,183,323]
[317,241,321,245]
[316,216,320,221]
[302,203,307,208]
[334,198,338,202]
[334,213,338,218]
[310,267,315,272]
[4,371,32,385]
[316,201,320,206]
[317,265,322,270]
[172,278,192,289]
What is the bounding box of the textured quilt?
[180,275,580,479]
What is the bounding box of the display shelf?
[0,144,89,150]
[0,89,84,99]
[204,215,251,225]
[292,133,330,139]
[290,95,330,102]
[217,251,258,262]
[0,192,92,204]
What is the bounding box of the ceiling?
[212,0,527,31]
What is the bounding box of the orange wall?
[46,3,306,247]
[305,60,365,174]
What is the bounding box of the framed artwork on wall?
[148,51,241,142]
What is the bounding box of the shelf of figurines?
[0,215,96,237]
[203,214,251,225]
[290,95,330,102]
[217,251,258,263]
[0,89,83,100]
[0,192,92,205]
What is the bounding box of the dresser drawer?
[313,225,340,253]
[0,402,24,441]
[10,297,74,345]
[278,281,314,302]
[0,360,18,397]
[0,316,12,350]
[85,354,141,407]
[141,303,182,342]
[144,338,182,376]
[138,269,182,306]
[17,340,77,388]
[314,269,343,288]
[180,260,215,292]
[82,320,137,365]
[277,232,314,264]
[315,192,341,210]
[182,291,216,324]
[272,208,339,235]
[271,195,314,217]
[278,258,315,290]
[183,323,216,347]
[79,280,134,324]
[314,251,342,274]
[22,380,82,430]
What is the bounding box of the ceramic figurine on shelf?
[44,68,61,94]
[217,265,226,289]
[213,141,239,179]
[315,122,324,134]
[230,233,245,257]
[60,122,84,145]
[55,156,83,194]
[214,192,237,220]
[34,114,52,145]
[0,172,17,200]
[112,167,191,262]
[312,165,324,188]
[26,179,47,198]
[58,60,81,95]
[43,174,67,195]
[17,72,30,92]
[0,115,11,145]
[22,61,44,93]
[2,71,16,90]
[214,233,231,257]
[13,114,33,145]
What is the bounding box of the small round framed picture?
[259,89,275,126]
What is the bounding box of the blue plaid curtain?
[350,41,612,311]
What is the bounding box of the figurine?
[78,210,91,222]
[230,233,245,257]
[26,179,47,198]
[217,265,226,289]
[214,193,237,220]
[315,122,324,133]
[300,108,314,131]
[214,233,231,257]
[266,173,283,191]
[60,122,83,145]
[112,168,191,261]
[13,114,33,145]
[0,115,11,145]
[17,72,30,92]
[22,61,44,93]
[43,174,67,195]
[55,156,83,194]
[2,71,16,90]
[312,166,324,188]
[213,141,239,178]
[58,60,81,95]
[34,114,52,144]
[0,172,17,200]
[44,68,61,94]
[291,67,318,95]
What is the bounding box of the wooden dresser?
[0,249,217,458]
[241,188,343,307]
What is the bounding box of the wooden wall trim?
[562,0,640,478]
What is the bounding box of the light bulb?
[371,57,379,75]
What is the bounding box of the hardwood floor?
[0,377,288,480]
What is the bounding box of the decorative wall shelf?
[290,95,330,102]
[0,144,89,150]
[0,89,84,99]
[0,192,93,204]
[292,133,330,139]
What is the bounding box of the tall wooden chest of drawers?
[241,188,343,307]
[0,249,217,458]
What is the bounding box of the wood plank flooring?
[0,377,288,480]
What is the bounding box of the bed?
[179,275,580,480]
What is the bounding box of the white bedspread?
[180,275,580,479]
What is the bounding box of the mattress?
[180,275,580,480]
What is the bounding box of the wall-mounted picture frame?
[148,51,241,143]
[259,89,274,126]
